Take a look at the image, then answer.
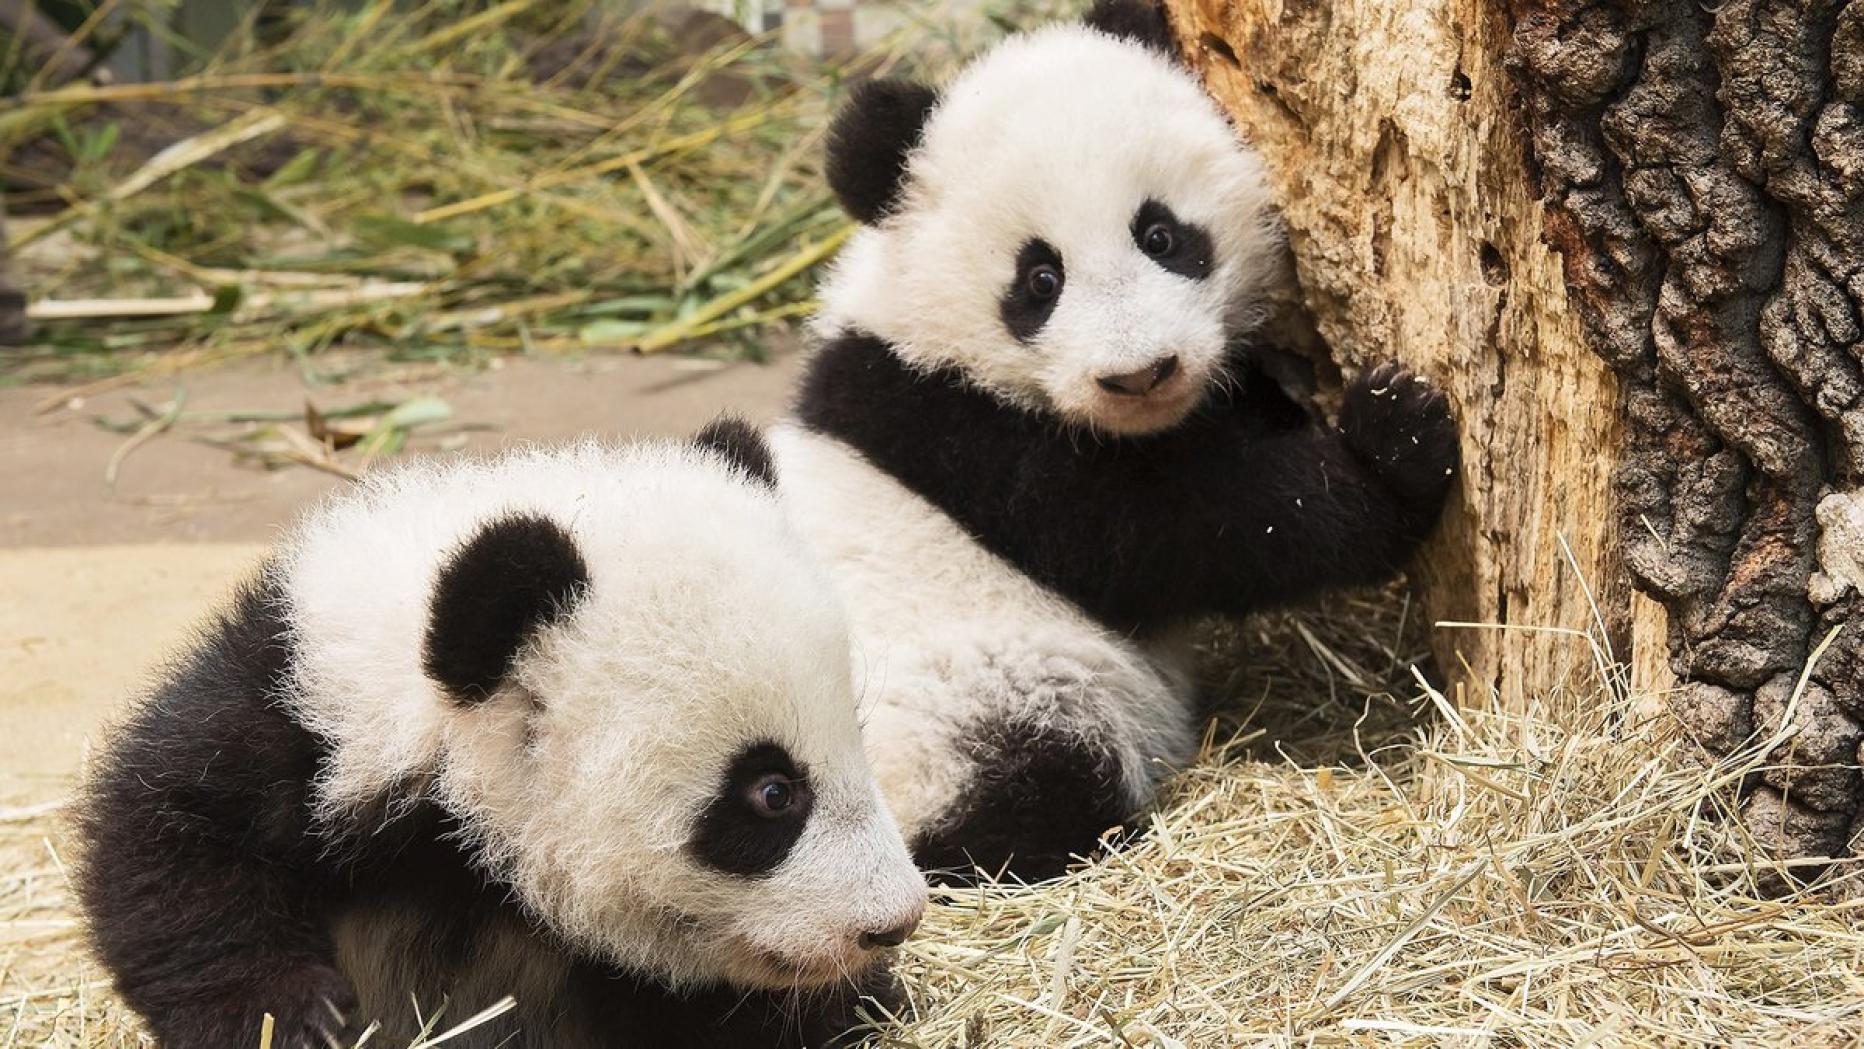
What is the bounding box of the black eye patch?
[688,741,813,877]
[999,238,1065,343]
[1131,199,1214,281]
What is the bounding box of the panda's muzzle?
[858,914,920,950]
[1095,354,1180,396]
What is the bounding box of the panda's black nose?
[1096,354,1179,396]
[858,917,919,950]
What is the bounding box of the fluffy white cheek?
[887,234,1052,409]
[437,699,706,972]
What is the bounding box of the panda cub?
[770,0,1460,881]
[74,423,927,1049]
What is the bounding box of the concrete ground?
[0,348,803,802]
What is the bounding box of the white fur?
[280,440,925,990]
[816,24,1281,435]
[768,426,1196,842]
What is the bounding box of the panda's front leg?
[75,702,366,1048]
[1188,361,1460,615]
[81,849,363,1049]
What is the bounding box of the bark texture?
[1166,0,1862,860]
[1508,0,1864,860]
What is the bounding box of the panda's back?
[767,423,1089,629]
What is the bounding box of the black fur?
[76,573,896,1048]
[914,724,1130,886]
[1000,238,1066,343]
[825,78,940,224]
[1083,0,1179,57]
[1131,199,1213,281]
[688,741,813,877]
[794,332,1459,634]
[74,571,364,1049]
[693,414,778,487]
[423,513,590,703]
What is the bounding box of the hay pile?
[8,589,1864,1046]
[885,604,1864,1045]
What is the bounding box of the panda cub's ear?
[424,513,590,704]
[825,78,940,225]
[693,414,777,488]
[1083,0,1180,59]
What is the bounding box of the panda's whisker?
[718,984,761,1025]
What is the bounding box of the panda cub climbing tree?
[771,0,1461,881]
[74,425,926,1049]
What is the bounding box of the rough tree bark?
[1166,0,1863,861]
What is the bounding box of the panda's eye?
[691,741,813,876]
[1142,223,1176,257]
[746,773,806,818]
[1002,239,1064,343]
[1026,264,1063,300]
[1131,200,1213,281]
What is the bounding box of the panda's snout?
[1095,353,1179,396]
[858,911,921,951]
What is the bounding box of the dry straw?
[878,596,1864,1046]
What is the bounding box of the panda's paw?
[1340,362,1460,510]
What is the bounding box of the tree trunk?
[1167,0,1864,861]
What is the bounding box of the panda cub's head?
[282,424,925,991]
[816,0,1279,436]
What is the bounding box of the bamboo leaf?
[351,214,477,255]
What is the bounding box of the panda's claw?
[1339,362,1460,511]
[265,968,366,1049]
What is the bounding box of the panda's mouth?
[1081,377,1205,435]
[734,940,878,988]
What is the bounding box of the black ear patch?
[825,78,940,225]
[693,415,777,488]
[1083,0,1179,57]
[424,513,590,704]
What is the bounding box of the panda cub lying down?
[774,0,1461,881]
[74,423,927,1049]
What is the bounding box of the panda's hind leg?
[879,633,1194,885]
[73,578,365,1049]
[911,720,1132,885]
